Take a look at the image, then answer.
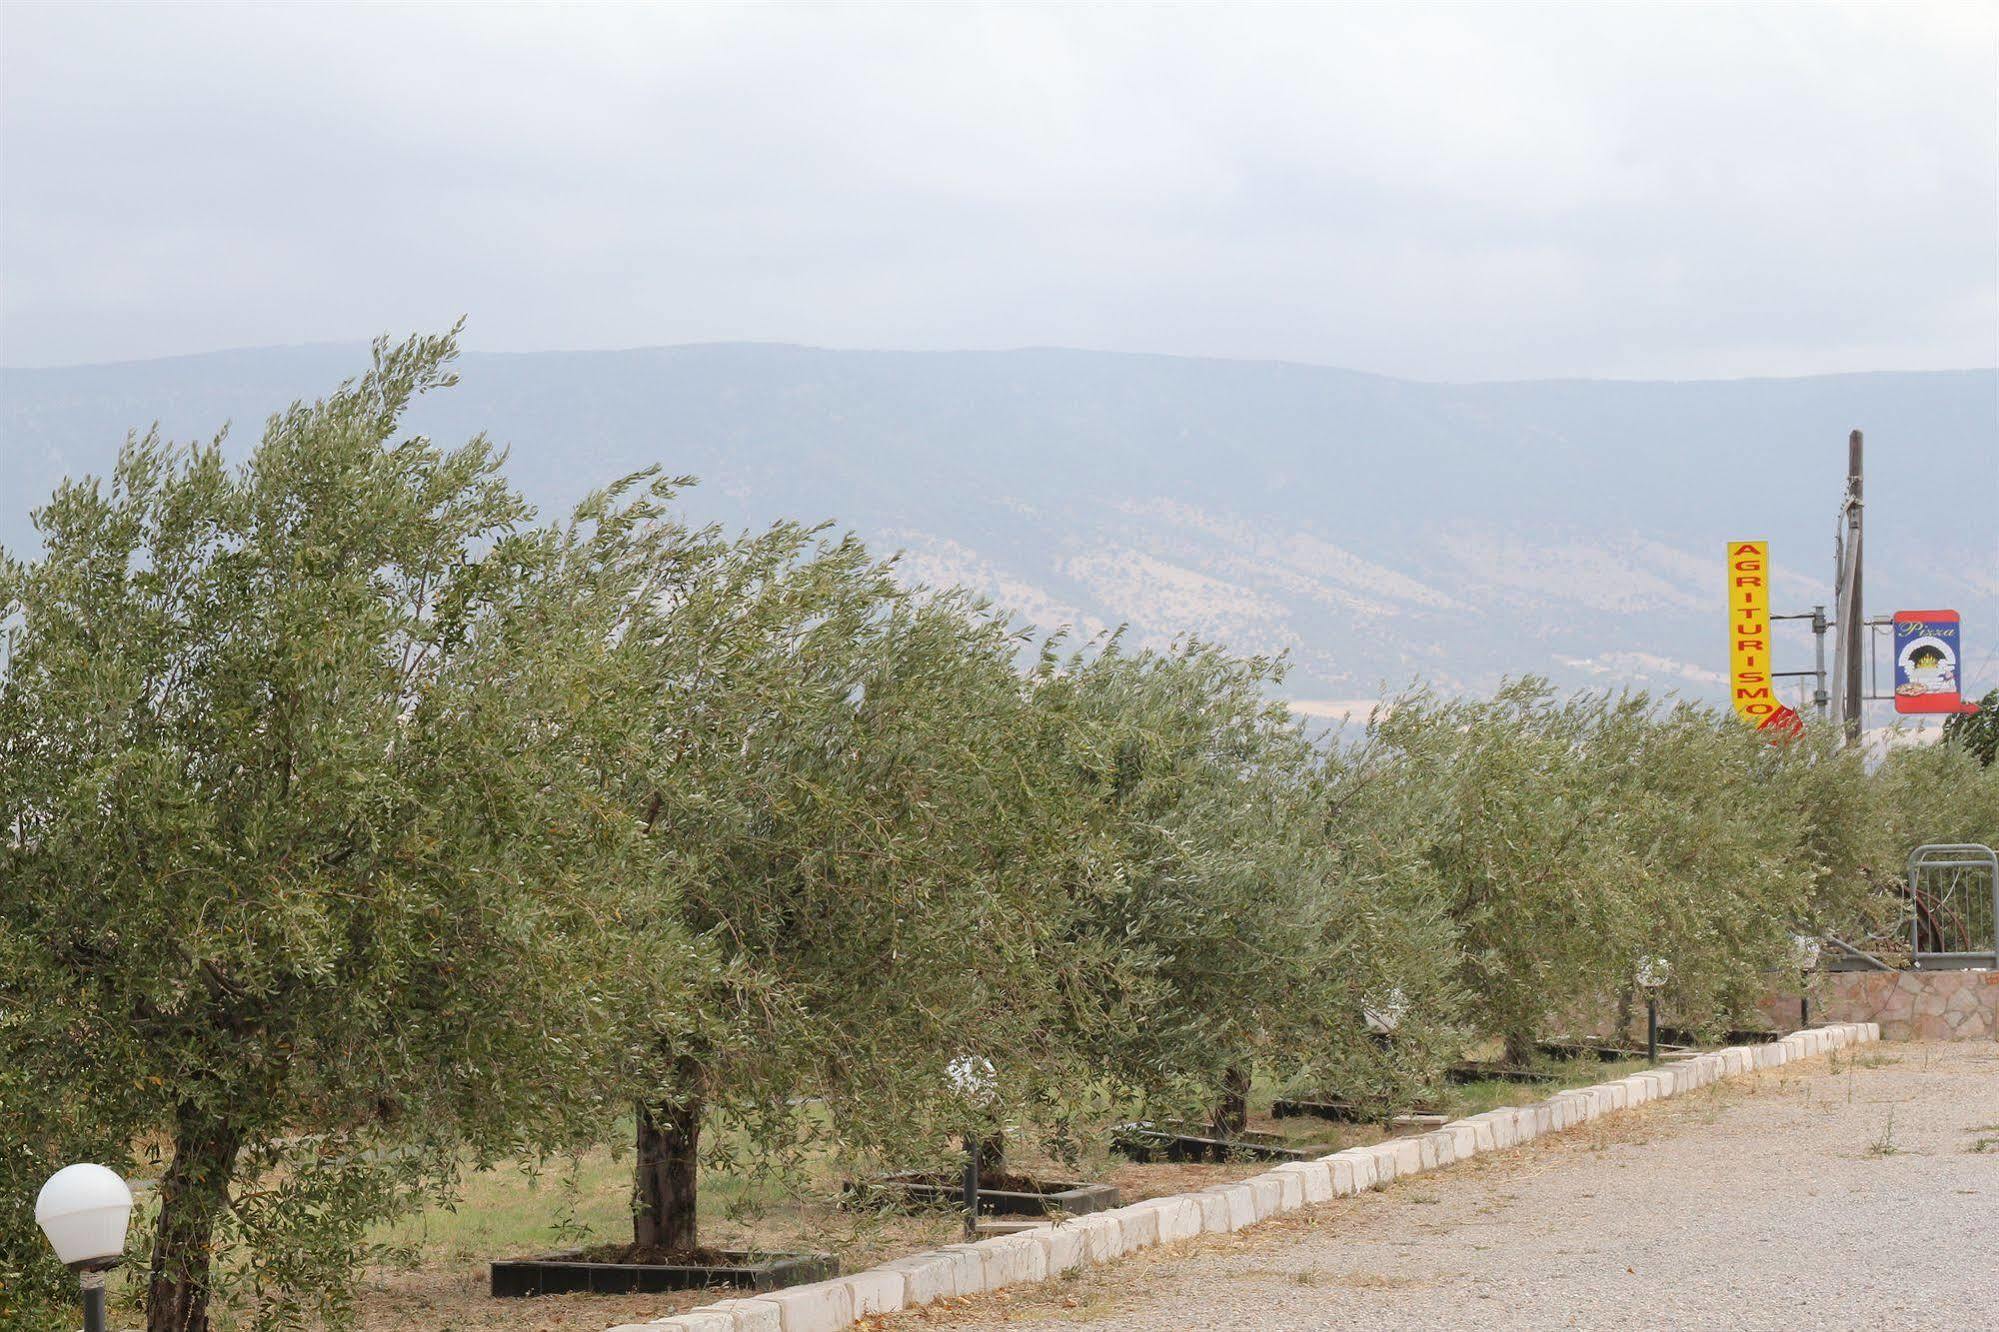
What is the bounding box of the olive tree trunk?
[634,1080,703,1254]
[1504,1029,1537,1067]
[146,1106,242,1332]
[1207,1064,1251,1139]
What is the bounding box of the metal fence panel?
[1907,843,1999,969]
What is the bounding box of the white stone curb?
[609,1022,1879,1331]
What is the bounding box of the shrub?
[1941,690,1998,767]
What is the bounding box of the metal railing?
[1907,843,1998,969]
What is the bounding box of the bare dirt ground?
[890,1042,1999,1332]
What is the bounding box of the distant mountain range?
[4,343,1995,719]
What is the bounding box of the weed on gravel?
[1866,1108,1902,1157]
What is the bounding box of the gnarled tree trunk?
[1207,1063,1251,1139]
[146,1105,242,1332]
[634,1064,703,1253]
[1504,1029,1536,1068]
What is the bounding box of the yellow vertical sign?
[1728,540,1775,722]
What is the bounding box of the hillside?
[4,343,1994,712]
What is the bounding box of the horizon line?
[4,336,1995,390]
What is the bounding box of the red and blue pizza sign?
[1893,610,1976,714]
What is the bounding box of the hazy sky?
[2,2,1993,378]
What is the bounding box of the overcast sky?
[1,2,1993,379]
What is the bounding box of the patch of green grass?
[367,1118,806,1269]
[362,1102,968,1286]
[1445,1055,1652,1117]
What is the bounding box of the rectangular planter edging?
[1269,1096,1448,1127]
[862,1171,1120,1217]
[494,1248,835,1298]
[1111,1121,1309,1163]
[618,1023,1880,1332]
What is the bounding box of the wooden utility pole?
[1830,430,1864,745]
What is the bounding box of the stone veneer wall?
[1807,968,1999,1041]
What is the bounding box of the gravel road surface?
[894,1042,1999,1331]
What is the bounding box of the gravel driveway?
[895,1042,1999,1331]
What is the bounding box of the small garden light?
[1635,958,1670,1065]
[36,1163,133,1332]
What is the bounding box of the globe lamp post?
[1791,934,1823,1029]
[947,1055,998,1239]
[36,1163,133,1332]
[1635,958,1671,1065]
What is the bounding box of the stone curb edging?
[606,1022,1879,1332]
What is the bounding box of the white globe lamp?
[36,1163,132,1332]
[36,1163,131,1269]
[1363,986,1408,1037]
[945,1054,998,1105]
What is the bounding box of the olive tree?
[1602,703,1819,1033]
[1941,691,1998,767]
[1025,640,1367,1135]
[1356,681,1654,1061]
[1309,705,1469,1107]
[1762,723,1893,941]
[0,333,680,1330]
[1874,739,1999,864]
[609,529,1098,1253]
